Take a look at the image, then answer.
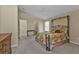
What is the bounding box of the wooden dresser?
[0,33,12,54]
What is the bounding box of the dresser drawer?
[0,33,12,54]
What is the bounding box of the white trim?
[70,41,79,45]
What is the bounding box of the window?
[45,21,50,32]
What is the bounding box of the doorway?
[19,19,27,39]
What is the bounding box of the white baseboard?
[11,44,18,48]
[70,41,79,45]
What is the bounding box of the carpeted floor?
[12,36,79,54]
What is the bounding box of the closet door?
[20,19,27,38]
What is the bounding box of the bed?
[35,16,69,51]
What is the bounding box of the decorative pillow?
[55,30,61,33]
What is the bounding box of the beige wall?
[27,17,37,30]
[38,20,44,32]
[19,10,28,20]
[69,10,79,45]
[0,5,18,47]
[48,10,79,45]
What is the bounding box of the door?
[20,19,27,38]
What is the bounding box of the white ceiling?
[19,5,79,19]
